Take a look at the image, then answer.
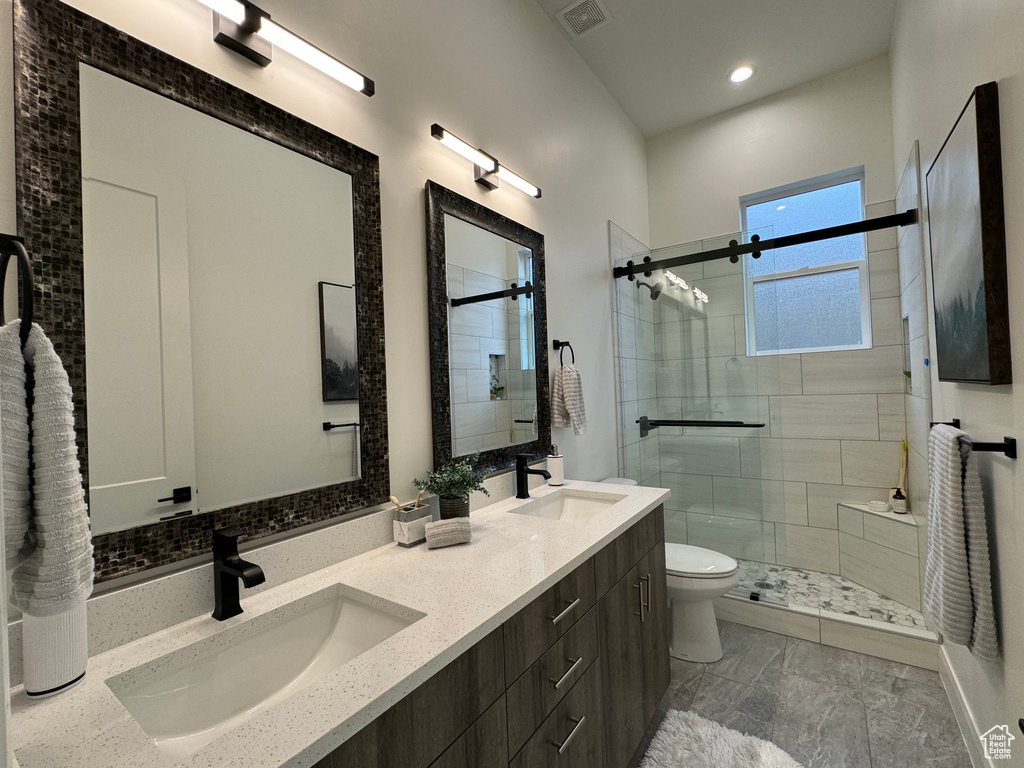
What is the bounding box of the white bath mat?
[640,710,803,768]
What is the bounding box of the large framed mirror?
[425,181,550,472]
[13,0,389,582]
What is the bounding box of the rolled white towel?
[425,518,472,549]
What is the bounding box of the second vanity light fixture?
[195,0,374,95]
[431,124,542,198]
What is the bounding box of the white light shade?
[496,165,541,198]
[433,127,498,173]
[257,19,367,93]
[197,0,246,24]
[728,65,755,83]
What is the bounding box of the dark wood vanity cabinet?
[596,520,670,768]
[314,506,667,768]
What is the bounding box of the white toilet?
[664,543,739,663]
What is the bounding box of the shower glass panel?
[614,226,785,602]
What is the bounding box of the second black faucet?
[515,454,552,499]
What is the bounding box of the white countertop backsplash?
[10,479,667,768]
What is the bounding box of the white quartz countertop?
[11,480,669,768]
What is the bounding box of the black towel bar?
[930,419,1016,458]
[323,422,360,431]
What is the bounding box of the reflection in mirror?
[426,181,549,473]
[79,64,360,534]
[444,214,538,456]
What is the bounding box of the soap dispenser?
[547,444,564,486]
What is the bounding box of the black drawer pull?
[549,656,584,690]
[554,716,586,754]
[549,598,580,625]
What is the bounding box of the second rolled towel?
[425,518,472,549]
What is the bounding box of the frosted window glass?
[746,180,864,276]
[753,270,863,352]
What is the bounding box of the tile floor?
[733,560,928,630]
[656,620,970,768]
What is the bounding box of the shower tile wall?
[448,262,536,456]
[611,208,916,587]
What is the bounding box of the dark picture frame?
[13,0,389,581]
[926,81,1010,384]
[425,181,551,474]
[318,282,360,402]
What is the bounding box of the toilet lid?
[664,543,738,578]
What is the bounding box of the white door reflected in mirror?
[80,64,360,534]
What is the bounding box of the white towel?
[924,424,999,661]
[552,364,587,435]
[0,321,94,617]
[425,518,472,549]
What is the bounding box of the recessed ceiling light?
[728,65,755,84]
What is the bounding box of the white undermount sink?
[106,584,423,759]
[508,488,625,523]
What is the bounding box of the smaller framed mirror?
[426,181,550,472]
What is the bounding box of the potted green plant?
[414,457,489,519]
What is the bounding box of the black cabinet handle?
[157,486,192,504]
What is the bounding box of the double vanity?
[11,482,670,767]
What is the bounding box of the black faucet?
[516,454,552,499]
[212,527,266,621]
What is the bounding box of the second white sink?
[508,488,625,523]
[106,584,423,758]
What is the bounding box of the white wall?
[890,0,1024,754]
[647,55,896,248]
[0,0,650,496]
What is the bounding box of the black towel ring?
[0,234,35,350]
[553,339,574,365]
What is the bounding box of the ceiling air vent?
[556,0,612,39]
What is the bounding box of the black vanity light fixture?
[430,124,542,198]
[195,0,375,95]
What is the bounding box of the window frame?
[739,168,873,356]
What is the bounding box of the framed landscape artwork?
[926,81,1010,384]
[318,281,360,401]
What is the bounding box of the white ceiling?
[534,0,898,137]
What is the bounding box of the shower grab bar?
[637,416,766,438]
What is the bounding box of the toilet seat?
[665,543,738,579]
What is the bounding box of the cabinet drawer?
[506,607,599,755]
[428,696,508,768]
[594,505,664,597]
[504,559,596,683]
[510,663,604,768]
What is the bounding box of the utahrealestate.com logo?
[980,725,1015,760]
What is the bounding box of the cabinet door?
[639,543,671,725]
[597,565,644,768]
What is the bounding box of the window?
[740,169,871,355]
[517,249,535,369]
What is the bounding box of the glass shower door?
[614,228,784,602]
